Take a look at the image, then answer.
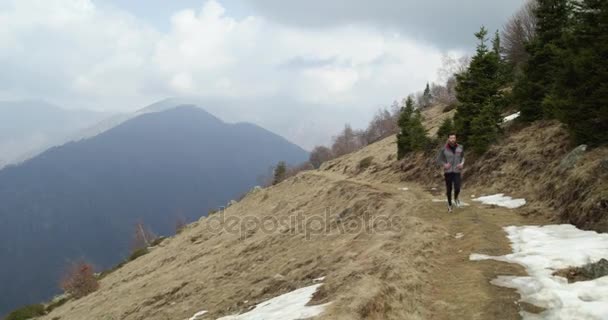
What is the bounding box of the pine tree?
[437,117,455,141]
[422,83,432,107]
[454,26,503,150]
[396,96,429,159]
[397,96,415,159]
[514,0,572,121]
[550,0,608,146]
[408,110,429,150]
[469,103,502,154]
[272,161,287,185]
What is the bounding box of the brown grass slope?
[41,105,606,320]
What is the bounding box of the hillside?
[0,105,309,316]
[37,105,607,320]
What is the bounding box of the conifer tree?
[397,96,429,159]
[437,117,455,141]
[513,0,572,121]
[549,0,608,145]
[272,161,287,185]
[454,26,504,152]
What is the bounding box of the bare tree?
[437,54,471,83]
[60,260,99,298]
[502,0,537,68]
[430,81,458,107]
[309,146,334,168]
[331,124,365,157]
[132,221,156,251]
[364,108,399,144]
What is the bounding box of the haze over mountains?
[0,100,108,168]
[0,105,309,315]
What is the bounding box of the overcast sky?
[0,0,525,149]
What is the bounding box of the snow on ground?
[187,310,208,320]
[504,112,521,122]
[216,283,331,320]
[397,187,409,191]
[472,194,526,209]
[471,224,608,320]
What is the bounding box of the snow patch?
[471,224,608,319]
[188,310,208,320]
[216,283,331,320]
[504,112,521,122]
[455,233,464,239]
[397,187,409,191]
[472,194,526,209]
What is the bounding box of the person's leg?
[454,173,461,202]
[444,173,454,206]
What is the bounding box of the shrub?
[128,247,149,262]
[60,261,99,299]
[45,297,69,313]
[358,156,374,172]
[149,236,166,247]
[5,304,45,320]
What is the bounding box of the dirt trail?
[309,169,545,319]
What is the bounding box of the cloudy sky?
[0,0,525,149]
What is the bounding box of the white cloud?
[0,0,451,148]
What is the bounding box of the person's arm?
[457,149,465,168]
[437,148,450,169]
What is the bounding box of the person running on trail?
[436,133,464,213]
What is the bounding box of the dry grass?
[41,160,443,320]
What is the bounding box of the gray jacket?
[437,143,465,173]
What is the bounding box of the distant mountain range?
[0,100,108,168]
[0,105,309,315]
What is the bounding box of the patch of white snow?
[216,283,331,320]
[188,310,208,320]
[472,194,526,209]
[471,224,608,319]
[504,112,521,122]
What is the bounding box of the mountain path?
[305,169,545,319]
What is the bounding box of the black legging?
[444,172,461,206]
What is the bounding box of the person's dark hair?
[447,133,457,138]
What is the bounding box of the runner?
[436,133,464,212]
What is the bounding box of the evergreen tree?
[396,96,429,159]
[469,103,502,154]
[513,0,572,121]
[422,82,432,107]
[408,110,429,150]
[272,161,287,185]
[436,117,455,141]
[549,0,608,145]
[454,26,504,151]
[397,96,415,159]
